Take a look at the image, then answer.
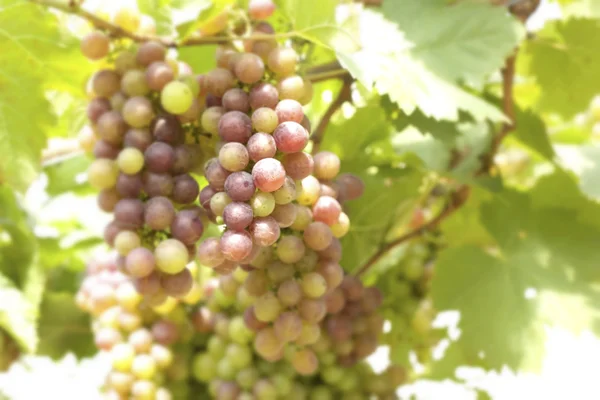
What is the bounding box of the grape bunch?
[192,13,365,374]
[76,252,204,400]
[81,31,215,305]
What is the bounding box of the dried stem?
[310,78,353,153]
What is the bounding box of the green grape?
[301,272,327,298]
[309,385,333,400]
[271,373,292,395]
[208,335,227,358]
[178,74,200,97]
[226,343,253,369]
[114,230,141,256]
[217,358,237,379]
[254,292,282,323]
[321,366,345,385]
[131,379,157,400]
[113,6,141,31]
[131,354,157,379]
[276,235,306,264]
[88,159,119,189]
[331,212,350,238]
[253,379,278,400]
[250,191,276,217]
[111,343,135,372]
[192,353,216,382]
[228,315,254,344]
[117,147,145,175]
[150,344,173,369]
[154,239,188,274]
[252,107,279,133]
[210,192,232,217]
[236,367,260,390]
[161,81,194,115]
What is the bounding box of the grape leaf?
[432,175,600,370]
[275,0,337,29]
[0,273,40,353]
[337,9,507,122]
[137,0,174,35]
[511,109,555,160]
[37,292,94,359]
[44,154,92,196]
[382,0,524,85]
[553,144,600,202]
[0,1,89,191]
[518,18,600,118]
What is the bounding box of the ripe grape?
[336,173,365,201]
[137,41,166,66]
[235,53,265,84]
[170,210,204,245]
[98,189,121,212]
[271,203,297,228]
[207,68,235,97]
[161,268,193,297]
[312,196,342,226]
[152,115,183,145]
[254,327,283,359]
[81,31,110,60]
[249,82,279,110]
[273,311,302,342]
[223,88,251,113]
[124,128,153,151]
[97,111,127,145]
[223,202,254,231]
[223,171,255,202]
[221,230,254,262]
[249,0,276,19]
[172,174,200,204]
[93,70,121,97]
[252,158,286,192]
[144,142,175,174]
[198,237,225,267]
[114,230,141,256]
[291,348,318,375]
[144,196,175,230]
[219,111,253,143]
[143,172,174,197]
[87,97,111,123]
[277,75,306,101]
[146,61,174,91]
[246,132,277,162]
[114,199,145,229]
[281,152,314,180]
[275,99,303,123]
[273,121,309,153]
[249,216,280,246]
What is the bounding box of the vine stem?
[29,0,294,47]
[310,77,353,154]
[354,186,470,277]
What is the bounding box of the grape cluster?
[81,31,214,304]
[76,252,203,400]
[189,268,403,400]
[193,16,365,372]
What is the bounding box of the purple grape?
[222,88,250,113]
[249,216,280,247]
[249,82,279,110]
[220,230,254,262]
[247,132,276,162]
[224,171,256,202]
[116,173,143,198]
[170,209,204,245]
[152,115,183,145]
[143,172,174,197]
[273,121,309,153]
[218,111,252,143]
[114,199,145,229]
[144,142,175,173]
[172,174,200,204]
[144,196,175,230]
[124,128,153,151]
[204,158,231,191]
[223,202,254,231]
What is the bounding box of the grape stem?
[29,0,294,47]
[310,77,353,154]
[354,186,471,277]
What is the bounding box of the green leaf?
[337,10,507,122]
[174,0,228,39]
[382,0,524,85]
[137,0,174,35]
[519,18,600,118]
[0,1,90,191]
[44,154,92,196]
[554,144,600,202]
[432,176,600,370]
[37,292,94,359]
[0,272,40,353]
[275,0,337,29]
[511,109,555,161]
[178,44,218,73]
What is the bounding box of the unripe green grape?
[236,367,260,390]
[161,81,194,115]
[116,281,142,311]
[267,47,298,77]
[117,147,145,175]
[301,272,327,298]
[131,354,157,379]
[208,335,227,358]
[114,230,141,255]
[122,69,150,97]
[113,6,141,32]
[229,315,254,344]
[150,344,173,369]
[277,75,305,101]
[131,379,156,400]
[253,378,278,400]
[201,106,226,135]
[254,327,283,361]
[271,373,292,395]
[292,348,318,376]
[210,192,232,217]
[115,50,138,74]
[254,292,282,322]
[88,159,118,189]
[296,176,321,206]
[192,353,216,382]
[303,222,333,251]
[252,107,279,133]
[178,74,200,97]
[107,371,134,394]
[290,205,312,231]
[276,235,305,263]
[295,321,320,346]
[250,191,275,217]
[217,358,237,379]
[226,343,253,369]
[273,177,296,205]
[111,343,135,372]
[154,239,188,274]
[331,212,350,238]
